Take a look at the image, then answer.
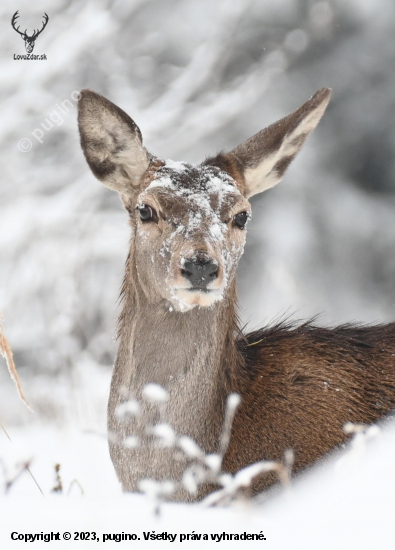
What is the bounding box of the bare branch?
[0,315,32,412]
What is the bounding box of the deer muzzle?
[180,255,219,290]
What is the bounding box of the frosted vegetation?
[1,0,395,546]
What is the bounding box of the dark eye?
[137,204,158,223]
[233,211,249,229]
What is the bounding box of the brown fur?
[77,87,395,502]
[227,321,395,492]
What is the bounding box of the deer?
[77,88,395,502]
[11,11,49,54]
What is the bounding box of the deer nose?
[181,256,219,289]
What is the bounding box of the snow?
[142,383,170,404]
[226,393,241,411]
[2,416,395,548]
[204,453,222,472]
[164,159,188,172]
[2,0,395,547]
[123,435,140,449]
[146,175,176,191]
[138,478,176,500]
[178,436,204,459]
[115,399,141,420]
[209,222,224,239]
[148,423,176,448]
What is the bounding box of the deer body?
[78,88,395,502]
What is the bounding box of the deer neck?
[110,252,239,451]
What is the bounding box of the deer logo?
[11,11,49,54]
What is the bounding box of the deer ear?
[78,90,150,196]
[227,88,331,199]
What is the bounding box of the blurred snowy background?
[1,0,395,515]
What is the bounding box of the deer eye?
[233,211,249,230]
[137,204,158,223]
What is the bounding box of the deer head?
[11,11,49,53]
[78,89,331,312]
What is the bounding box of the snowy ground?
[2,395,395,549]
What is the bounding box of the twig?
[277,448,294,486]
[219,393,241,459]
[5,460,32,494]
[0,315,32,412]
[51,463,63,493]
[0,417,44,496]
[0,420,11,442]
[67,479,84,496]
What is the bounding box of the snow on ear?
[230,88,331,199]
[78,89,150,196]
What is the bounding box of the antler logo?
[11,11,49,53]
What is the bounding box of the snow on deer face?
[134,161,251,311]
